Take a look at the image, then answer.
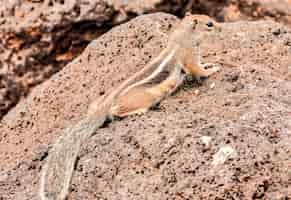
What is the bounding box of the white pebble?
[201,136,212,148]
[210,82,215,89]
[212,146,237,166]
[194,89,200,95]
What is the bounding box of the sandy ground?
[0,13,291,199]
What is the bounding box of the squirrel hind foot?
[202,63,221,70]
[201,63,221,77]
[192,62,221,78]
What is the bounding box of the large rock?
[1,12,291,199]
[1,0,291,119]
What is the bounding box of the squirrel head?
[183,13,221,33]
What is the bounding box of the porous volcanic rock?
[1,12,291,199]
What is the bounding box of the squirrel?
[39,13,221,200]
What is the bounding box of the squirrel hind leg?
[110,87,156,117]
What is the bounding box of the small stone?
[194,89,200,95]
[0,171,8,182]
[212,146,237,166]
[201,136,212,148]
[210,82,215,89]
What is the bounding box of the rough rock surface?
[1,13,291,199]
[2,0,291,119]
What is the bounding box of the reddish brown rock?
[1,12,291,199]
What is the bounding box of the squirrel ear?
[191,19,198,29]
[185,12,192,16]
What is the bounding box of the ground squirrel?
[40,13,221,200]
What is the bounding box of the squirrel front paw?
[201,63,221,76]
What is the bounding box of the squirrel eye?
[206,21,214,27]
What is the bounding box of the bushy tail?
[40,115,106,200]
